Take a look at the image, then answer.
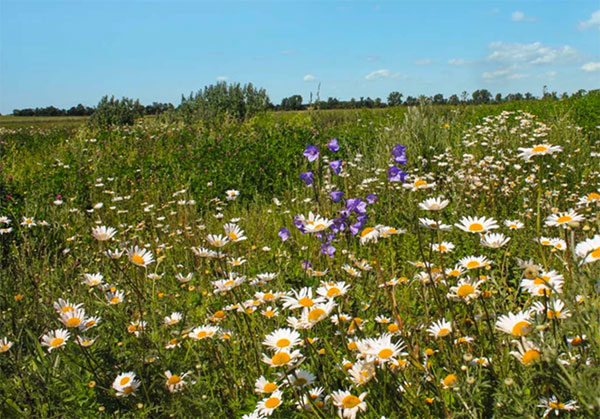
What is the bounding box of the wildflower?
[387,166,407,182]
[517,144,562,161]
[359,227,379,245]
[296,212,333,233]
[481,232,510,248]
[510,339,541,365]
[545,210,584,228]
[256,390,283,416]
[76,336,96,347]
[455,216,499,233]
[127,321,147,337]
[287,369,316,388]
[328,138,340,152]
[224,223,247,242]
[0,337,14,353]
[530,299,571,320]
[330,390,368,419]
[282,288,326,310]
[360,333,406,365]
[261,306,279,318]
[21,217,36,228]
[106,290,124,304]
[330,160,343,174]
[418,197,449,211]
[113,372,140,397]
[537,395,578,417]
[263,328,302,352]
[441,374,458,389]
[255,376,279,394]
[575,235,600,264]
[419,217,452,230]
[206,234,229,248]
[303,144,319,162]
[341,264,362,278]
[504,219,524,230]
[82,273,104,287]
[317,281,350,299]
[549,238,566,251]
[175,272,193,283]
[164,312,183,326]
[496,311,532,337]
[300,171,314,185]
[447,278,483,302]
[41,329,70,352]
[91,226,117,241]
[212,273,246,293]
[403,177,435,191]
[521,270,564,296]
[53,298,83,314]
[330,191,344,202]
[164,370,188,393]
[225,190,239,200]
[278,227,291,242]
[431,241,455,253]
[392,144,407,165]
[459,255,491,270]
[59,308,87,328]
[348,360,376,386]
[262,349,303,368]
[105,248,124,259]
[427,319,452,338]
[189,325,220,340]
[127,246,154,267]
[0,216,10,224]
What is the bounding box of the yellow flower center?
[61,306,74,313]
[466,261,480,269]
[1,345,9,351]
[110,297,120,304]
[532,145,548,153]
[264,293,275,300]
[468,223,484,232]
[120,377,131,386]
[457,284,475,297]
[570,337,582,346]
[342,395,361,409]
[388,323,399,333]
[131,254,146,265]
[327,287,341,297]
[50,337,64,347]
[443,374,458,387]
[414,179,427,187]
[512,321,531,336]
[196,331,207,339]
[276,338,290,348]
[547,310,560,319]
[228,232,238,241]
[556,215,572,224]
[438,328,450,337]
[378,348,394,359]
[271,352,291,365]
[308,308,325,322]
[167,375,181,385]
[123,386,133,395]
[263,382,277,393]
[549,402,565,409]
[360,227,375,237]
[65,317,81,328]
[590,247,600,259]
[298,297,314,307]
[522,349,540,364]
[264,397,280,409]
[294,377,307,386]
[264,310,275,318]
[587,192,600,201]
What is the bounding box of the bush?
[88,95,144,127]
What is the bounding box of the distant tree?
[460,91,469,103]
[89,96,144,127]
[524,92,535,100]
[387,91,403,107]
[404,96,418,106]
[280,95,303,111]
[432,94,445,105]
[494,93,503,104]
[447,94,460,105]
[472,89,492,104]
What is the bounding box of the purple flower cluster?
[388,143,408,182]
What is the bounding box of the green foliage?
[88,96,145,128]
[177,82,271,123]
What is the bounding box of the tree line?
[11,102,174,117]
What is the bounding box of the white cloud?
[216,76,228,82]
[511,11,536,22]
[364,69,402,80]
[414,58,432,66]
[448,58,466,66]
[487,41,582,65]
[303,74,316,82]
[578,10,600,31]
[482,66,527,80]
[581,62,600,72]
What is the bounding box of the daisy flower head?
[447,278,483,303]
[163,312,183,326]
[0,216,10,224]
[41,329,70,352]
[21,217,36,228]
[59,308,87,328]
[530,299,571,320]
[225,189,239,200]
[263,328,302,352]
[341,264,362,278]
[577,190,600,207]
[223,223,247,242]
[189,325,220,341]
[330,389,368,419]
[164,370,188,393]
[418,196,449,211]
[348,360,376,386]
[105,248,124,259]
[504,219,524,230]
[419,217,452,231]
[441,374,459,389]
[481,232,510,249]
[520,270,564,297]
[255,376,279,394]
[112,372,141,397]
[549,238,566,251]
[82,273,104,287]
[301,300,337,326]
[262,349,303,368]
[455,216,499,234]
[361,333,406,365]
[76,335,96,347]
[281,288,326,310]
[206,234,230,248]
[544,210,584,228]
[127,246,154,267]
[53,298,83,314]
[495,311,532,337]
[459,255,491,270]
[91,225,117,241]
[510,339,541,365]
[287,369,316,388]
[517,143,562,161]
[296,212,333,234]
[431,241,455,253]
[0,337,14,353]
[427,319,452,338]
[376,225,405,238]
[255,390,283,417]
[537,395,578,418]
[575,235,600,264]
[403,177,435,191]
[359,227,379,245]
[317,281,350,299]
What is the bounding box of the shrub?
[88,95,144,127]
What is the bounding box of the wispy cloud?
[216,76,228,82]
[303,74,316,82]
[482,66,526,80]
[578,10,600,31]
[581,62,600,72]
[511,11,536,22]
[364,69,402,80]
[487,41,581,65]
[448,58,466,66]
[414,58,432,66]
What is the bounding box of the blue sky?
[1,0,599,113]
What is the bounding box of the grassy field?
[1,97,599,418]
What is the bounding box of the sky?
[1,0,599,113]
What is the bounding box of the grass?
[0,96,599,418]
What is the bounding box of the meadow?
[1,95,599,418]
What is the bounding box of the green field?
[1,97,599,418]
